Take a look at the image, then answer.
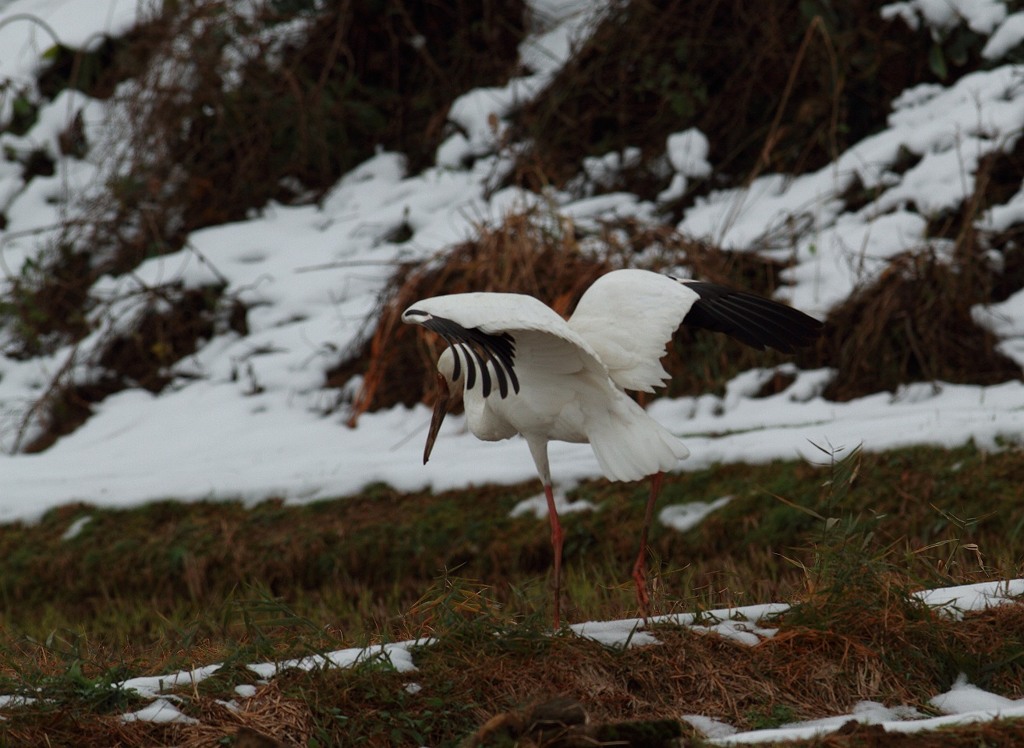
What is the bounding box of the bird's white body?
[407,271,696,482]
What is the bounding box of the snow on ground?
[0,0,144,115]
[1,1,1024,737]
[659,495,732,533]
[120,698,198,726]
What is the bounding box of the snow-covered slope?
[0,0,1022,525]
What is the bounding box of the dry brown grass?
[2,444,1018,652]
[814,251,1020,402]
[176,681,313,748]
[333,597,1024,744]
[526,604,1014,731]
[6,599,1024,745]
[3,680,311,748]
[2,442,1023,744]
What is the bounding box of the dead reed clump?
[334,210,615,426]
[814,132,1024,402]
[757,600,1024,738]
[413,612,933,738]
[395,577,890,733]
[812,250,1021,402]
[773,506,1020,710]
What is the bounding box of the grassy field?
[1,443,1023,745]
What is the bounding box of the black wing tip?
[682,281,823,352]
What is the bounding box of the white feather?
[586,393,690,481]
[568,269,699,393]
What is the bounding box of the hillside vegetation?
[0,0,1021,446]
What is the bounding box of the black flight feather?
[680,281,823,353]
[415,313,520,398]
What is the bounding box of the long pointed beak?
[424,372,450,464]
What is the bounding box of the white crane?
[402,268,822,627]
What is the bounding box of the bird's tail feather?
[587,396,689,482]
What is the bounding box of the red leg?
[632,471,664,621]
[544,483,564,629]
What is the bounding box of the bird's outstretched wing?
[403,291,609,399]
[568,269,822,393]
